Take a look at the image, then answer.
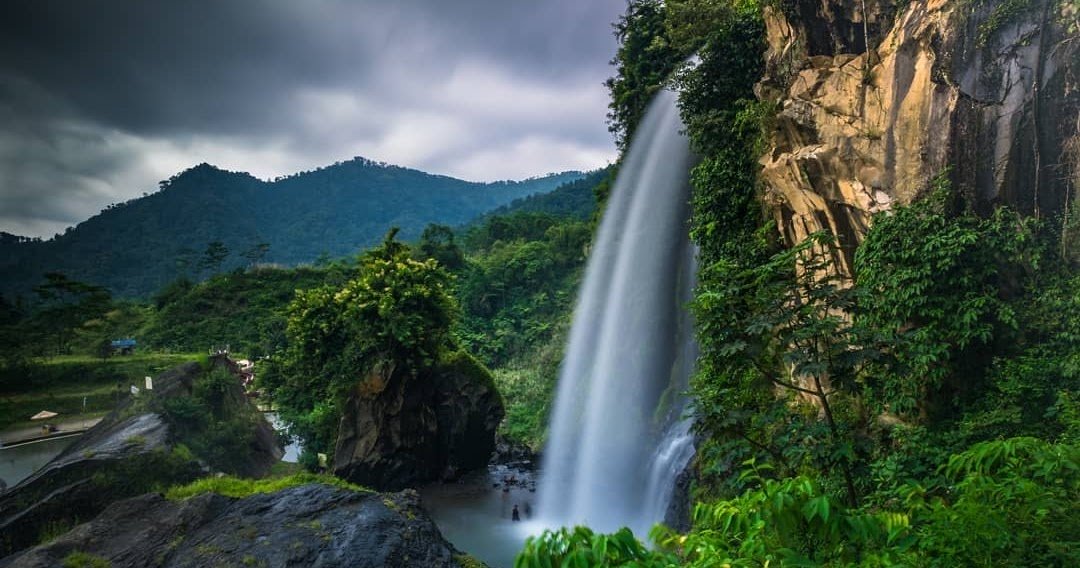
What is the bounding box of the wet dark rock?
[334,352,503,491]
[1,484,477,568]
[489,435,538,470]
[488,463,537,494]
[664,456,695,533]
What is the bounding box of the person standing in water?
[511,504,521,522]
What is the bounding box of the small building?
[110,338,137,355]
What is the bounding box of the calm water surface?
[0,436,77,488]
[421,464,545,568]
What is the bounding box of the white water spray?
[537,89,698,537]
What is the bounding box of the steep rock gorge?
[758,0,1080,274]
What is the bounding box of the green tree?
[694,233,872,506]
[198,241,230,276]
[32,272,112,355]
[855,180,1037,420]
[240,241,271,267]
[265,229,458,458]
[605,0,686,152]
[416,224,465,271]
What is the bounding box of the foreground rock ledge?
[0,358,281,556]
[1,484,478,568]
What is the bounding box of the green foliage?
[520,438,1079,567]
[902,437,1080,566]
[289,230,456,374]
[456,212,590,367]
[144,264,350,355]
[0,353,197,430]
[520,0,1080,565]
[855,180,1037,419]
[198,241,230,277]
[492,363,558,449]
[265,231,459,459]
[164,472,368,501]
[967,0,1040,47]
[154,363,263,475]
[605,0,687,152]
[0,160,584,298]
[62,551,111,568]
[694,232,872,504]
[671,0,769,263]
[416,224,466,272]
[31,272,113,356]
[481,168,610,222]
[517,526,663,568]
[454,553,487,568]
[655,470,906,566]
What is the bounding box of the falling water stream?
[537,88,698,537]
[423,89,697,567]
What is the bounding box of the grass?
[492,365,557,450]
[0,352,199,430]
[62,551,110,568]
[165,472,370,501]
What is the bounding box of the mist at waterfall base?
[536,88,698,537]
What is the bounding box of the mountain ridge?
[0,157,587,298]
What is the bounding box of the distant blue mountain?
[0,158,584,297]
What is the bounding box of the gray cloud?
[0,0,625,237]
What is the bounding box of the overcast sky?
[0,0,626,238]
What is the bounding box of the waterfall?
[537,89,698,537]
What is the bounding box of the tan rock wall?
[758,0,1080,275]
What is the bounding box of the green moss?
[969,0,1040,47]
[62,552,110,568]
[165,473,369,501]
[38,518,77,545]
[439,349,498,393]
[454,553,486,568]
[978,0,1036,44]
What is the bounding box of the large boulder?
[334,351,504,490]
[0,356,281,556]
[0,484,475,568]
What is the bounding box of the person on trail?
[512,504,521,522]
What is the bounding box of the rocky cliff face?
[334,352,504,491]
[1,484,472,568]
[758,0,1079,274]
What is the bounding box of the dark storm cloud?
[0,0,626,238]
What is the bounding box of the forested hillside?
[0,158,584,298]
[0,169,608,454]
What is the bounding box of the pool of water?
[264,412,301,463]
[420,464,546,568]
[0,435,78,489]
